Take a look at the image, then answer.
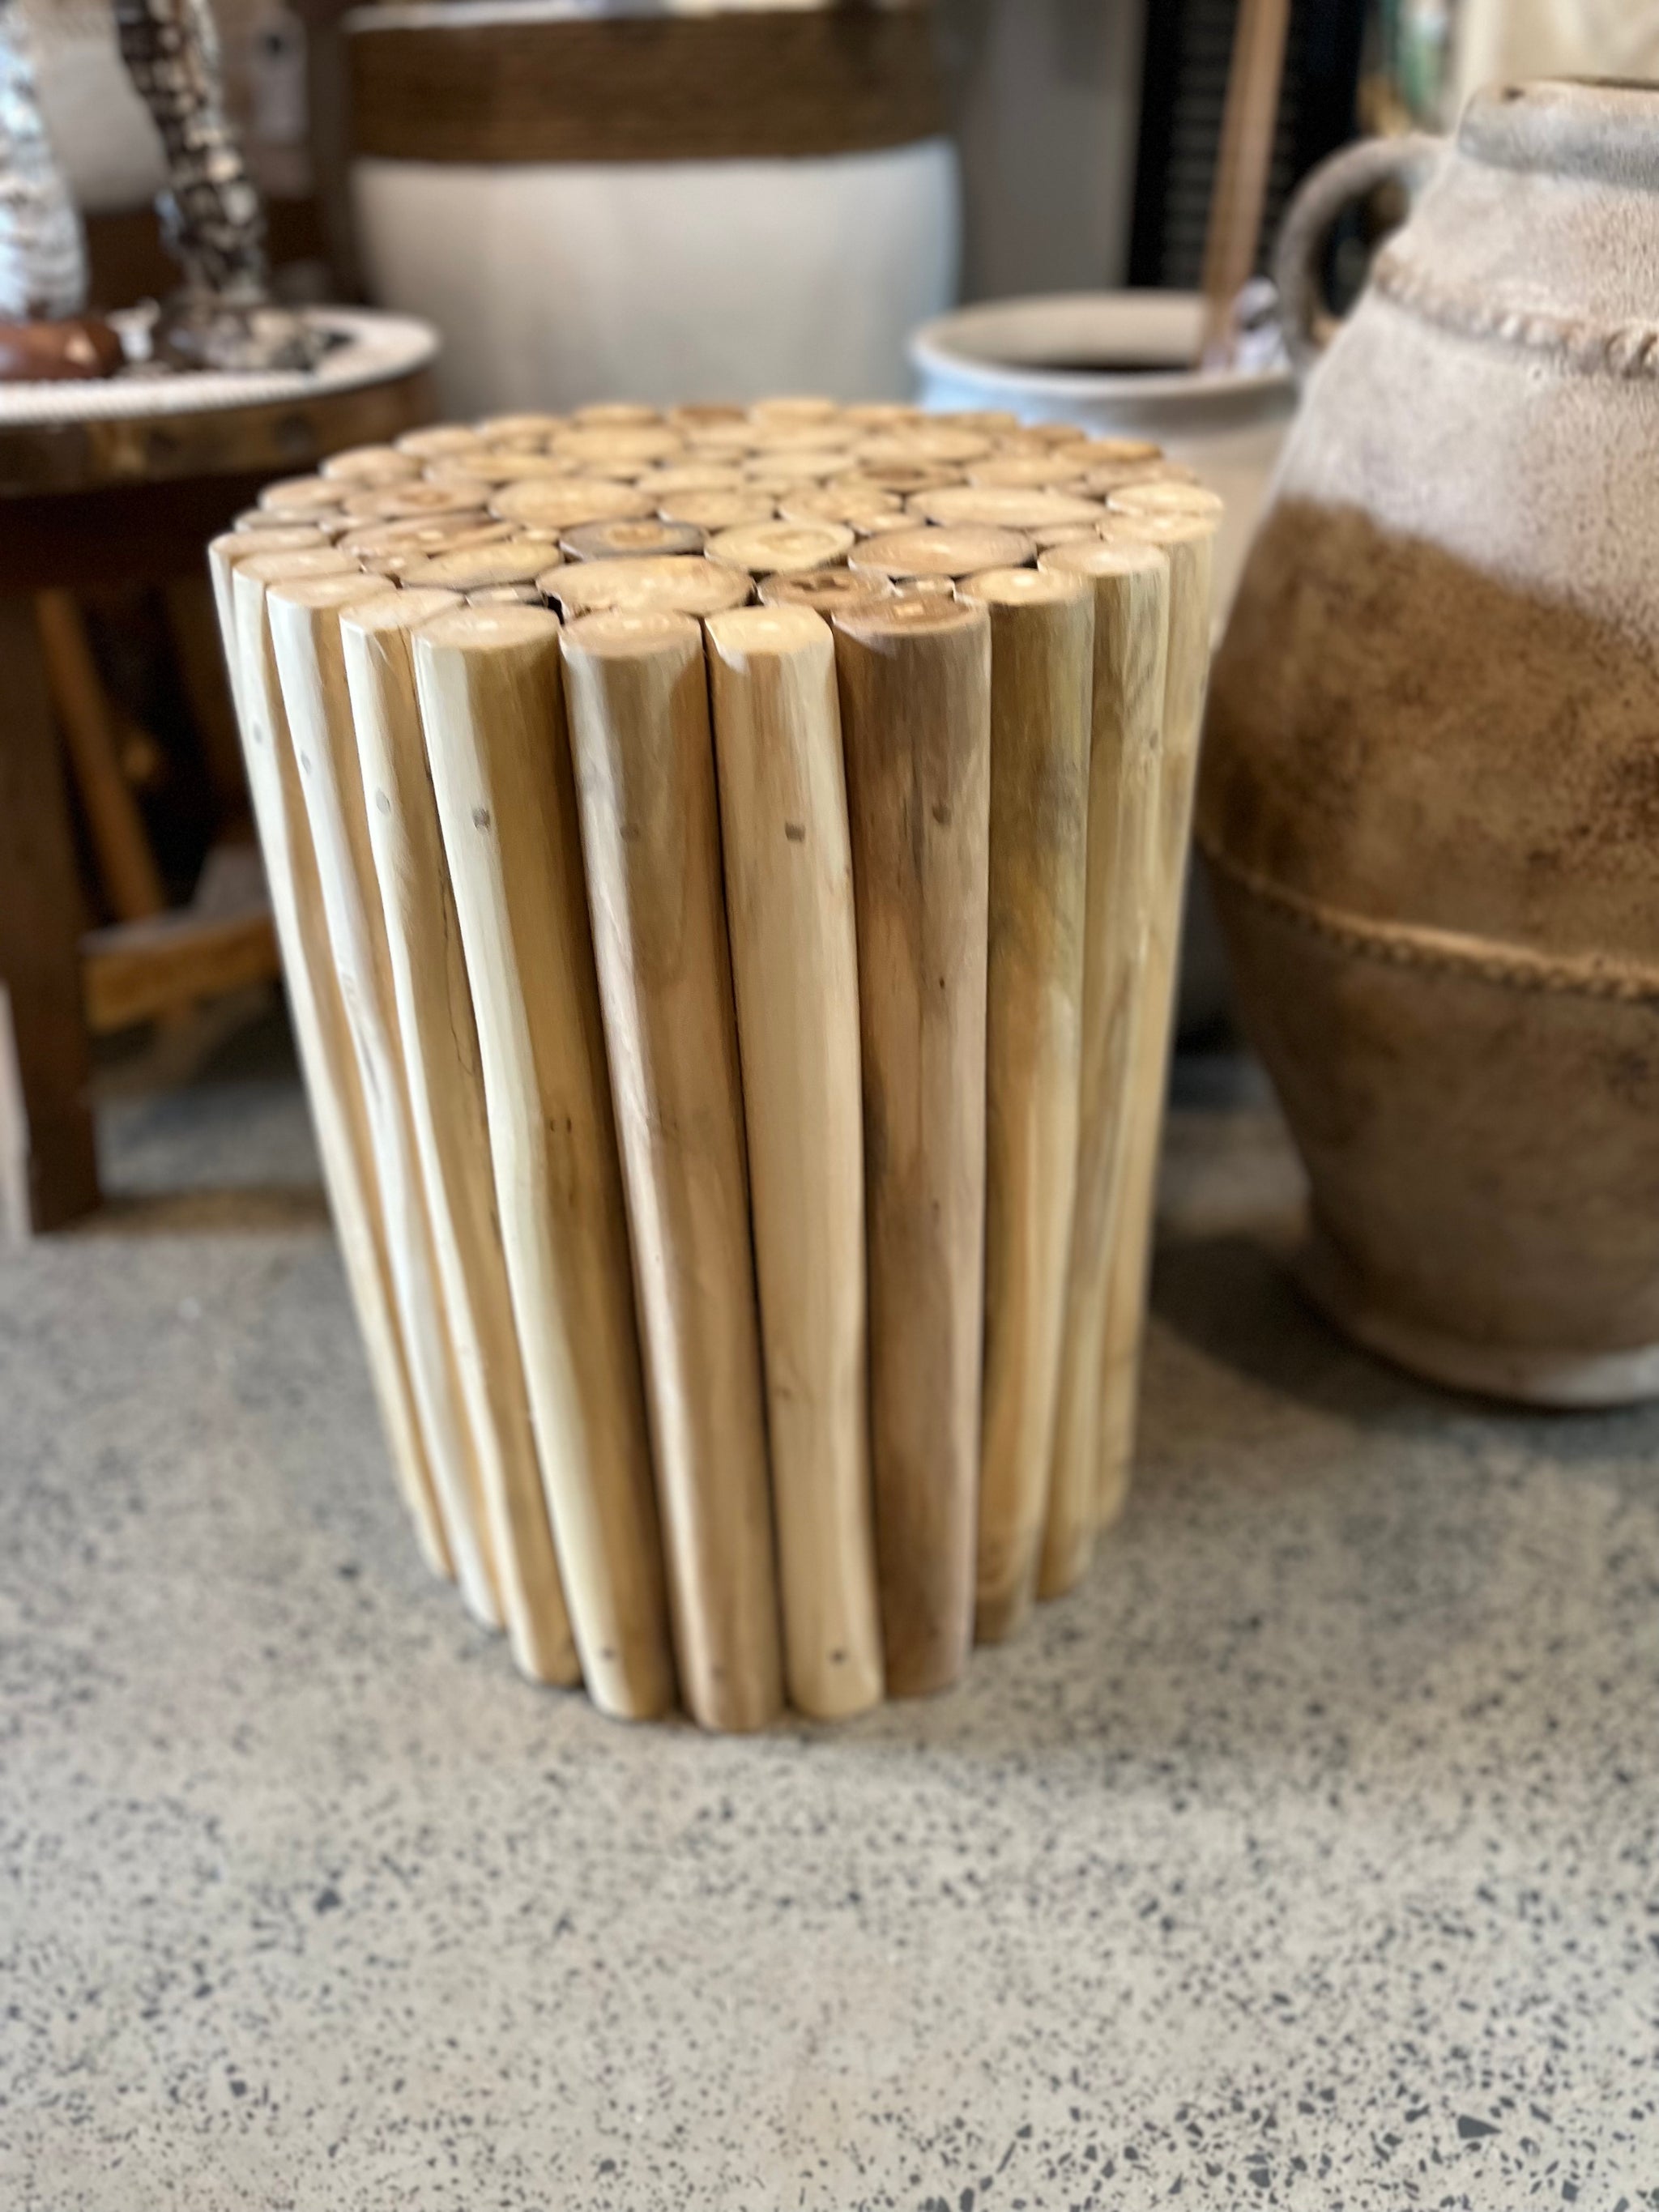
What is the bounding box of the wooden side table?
[0,309,438,1234]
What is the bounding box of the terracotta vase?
[1198,79,1659,1405]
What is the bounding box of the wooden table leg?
[34,590,167,924]
[0,595,99,1232]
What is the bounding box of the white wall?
[945,0,1147,303]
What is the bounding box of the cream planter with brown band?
[344,0,959,416]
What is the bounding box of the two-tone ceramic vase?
[1200,79,1659,1404]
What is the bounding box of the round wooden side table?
[0,309,438,1234]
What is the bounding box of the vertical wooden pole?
[1032,539,1171,1601]
[413,603,676,1723]
[955,567,1094,1643]
[561,607,783,1734]
[343,588,581,1688]
[219,543,451,1582]
[267,571,503,1630]
[205,531,336,783]
[1198,0,1292,364]
[832,596,992,1698]
[1092,513,1218,1531]
[705,603,883,1720]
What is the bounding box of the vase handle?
[1273,133,1441,369]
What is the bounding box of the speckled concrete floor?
[2,1012,1657,2210]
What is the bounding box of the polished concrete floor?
[2,1002,1655,2210]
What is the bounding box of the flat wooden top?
[190,401,1217,641]
[0,310,436,500]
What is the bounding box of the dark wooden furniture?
[0,342,435,1234]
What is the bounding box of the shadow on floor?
[1150,1221,1659,1474]
[83,987,326,1233]
[72,1187,332,1236]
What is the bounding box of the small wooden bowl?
[0,317,125,383]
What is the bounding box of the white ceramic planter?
[910,290,1296,616]
[912,289,1298,1038]
[352,139,960,417]
[344,0,960,416]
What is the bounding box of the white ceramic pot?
[912,291,1298,1039]
[344,0,960,416]
[909,289,1296,616]
[352,140,958,417]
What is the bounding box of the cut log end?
[1038,536,1174,583]
[850,524,1034,581]
[758,565,894,614]
[560,517,706,562]
[704,602,829,664]
[1108,479,1225,522]
[706,520,856,577]
[417,602,564,657]
[956,565,1093,610]
[542,555,751,620]
[339,587,461,638]
[561,606,702,659]
[831,592,987,645]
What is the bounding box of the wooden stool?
[0,309,437,1234]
